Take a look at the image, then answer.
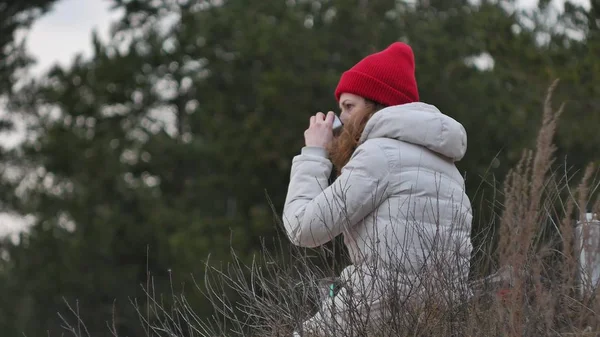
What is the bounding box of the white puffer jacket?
[283,102,473,335]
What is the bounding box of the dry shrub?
[489,80,600,337]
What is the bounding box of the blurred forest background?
[0,0,598,336]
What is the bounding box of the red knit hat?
[334,42,419,106]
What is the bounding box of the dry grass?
[57,80,600,337]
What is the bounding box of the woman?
[283,42,473,335]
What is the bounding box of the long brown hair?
[328,99,387,176]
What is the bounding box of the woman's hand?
[304,111,335,148]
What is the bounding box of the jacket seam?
[397,165,464,187]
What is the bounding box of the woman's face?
[338,93,369,126]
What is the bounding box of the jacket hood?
[359,103,467,161]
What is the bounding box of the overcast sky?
[25,0,122,74]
